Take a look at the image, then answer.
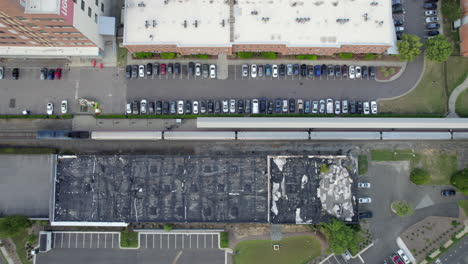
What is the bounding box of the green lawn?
[233,236,321,264]
[371,149,457,185]
[10,230,33,264]
[379,59,446,115]
[358,155,368,175]
[447,57,468,95]
[120,230,139,248]
[456,89,468,117]
[117,47,128,68]
[458,200,468,216]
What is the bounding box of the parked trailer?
[381,132,451,140]
[310,132,381,140]
[164,131,235,140]
[91,131,162,140]
[237,131,309,140]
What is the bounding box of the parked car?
[362,66,368,79]
[207,100,214,113]
[148,101,155,114]
[369,66,376,80]
[202,64,209,78]
[131,65,138,78]
[358,182,371,188]
[242,64,249,77]
[48,68,55,80]
[160,64,167,75]
[185,100,192,114]
[177,100,184,114]
[395,26,405,32]
[237,100,244,113]
[258,65,264,77]
[191,101,198,114]
[321,64,327,75]
[300,64,307,77]
[282,99,288,113]
[358,197,372,203]
[363,102,370,114]
[312,101,319,114]
[146,63,153,75]
[426,23,440,29]
[215,101,221,113]
[424,3,437,9]
[46,103,53,115]
[425,16,439,23]
[297,99,304,113]
[328,65,334,76]
[267,100,273,114]
[319,99,325,114]
[140,99,147,114]
[425,10,437,16]
[279,64,286,76]
[156,101,162,114]
[133,101,139,114]
[200,101,206,114]
[441,189,456,196]
[371,101,378,114]
[251,64,257,78]
[286,64,293,76]
[305,100,311,113]
[125,65,131,79]
[289,98,296,113]
[195,63,202,76]
[167,63,174,74]
[355,66,361,79]
[229,99,236,113]
[126,103,132,114]
[397,249,411,264]
[326,99,333,114]
[334,100,341,115]
[292,64,299,76]
[357,101,363,114]
[40,68,47,80]
[12,68,19,80]
[210,64,216,79]
[164,101,170,114]
[61,100,67,114]
[245,99,251,113]
[392,0,401,5]
[260,98,267,113]
[392,4,404,13]
[427,30,440,36]
[359,211,373,219]
[275,99,282,113]
[252,99,259,114]
[335,65,341,77]
[175,63,181,75]
[308,65,314,77]
[138,65,145,77]
[394,20,404,26]
[272,64,279,78]
[55,68,62,80]
[349,66,355,79]
[153,63,159,75]
[314,65,321,76]
[342,65,348,78]
[350,100,356,114]
[265,64,271,77]
[188,62,195,75]
[342,100,348,114]
[392,255,404,264]
[222,100,229,113]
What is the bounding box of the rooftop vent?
[145,20,149,28]
[251,10,258,15]
[332,1,338,6]
[261,17,270,23]
[314,1,324,6]
[363,13,369,21]
[296,17,311,23]
[152,20,157,27]
[183,20,187,28]
[193,20,198,28]
[370,1,378,5]
[138,2,146,7]
[221,19,225,27]
[336,18,350,24]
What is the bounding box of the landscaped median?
[120,229,139,248]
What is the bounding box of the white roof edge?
[51,221,128,227]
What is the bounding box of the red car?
[392,255,404,264]
[54,68,62,80]
[160,64,166,75]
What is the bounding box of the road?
[436,236,468,264]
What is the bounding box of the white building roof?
[123,0,230,46]
[124,0,394,47]
[24,0,59,14]
[0,46,99,57]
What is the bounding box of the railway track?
[0,132,36,139]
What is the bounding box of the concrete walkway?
[447,76,468,118]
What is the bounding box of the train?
[36,130,468,141]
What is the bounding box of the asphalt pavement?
[436,236,468,264]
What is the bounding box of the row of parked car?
[40,68,62,80]
[126,63,217,79]
[392,0,440,39]
[45,100,68,115]
[127,98,378,115]
[241,64,376,79]
[0,66,19,80]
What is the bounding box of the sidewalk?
[447,75,468,118]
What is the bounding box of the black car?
[307,65,314,77]
[293,64,300,76]
[362,66,368,79]
[260,98,267,113]
[427,30,440,36]
[359,212,373,219]
[321,64,327,75]
[275,99,282,113]
[170,101,176,114]
[396,32,403,40]
[155,101,162,114]
[182,64,188,75]
[245,99,251,114]
[132,100,139,114]
[237,100,244,114]
[289,98,296,113]
[394,20,403,26]
[188,62,195,75]
[200,101,206,114]
[153,63,159,75]
[185,100,191,114]
[426,23,440,29]
[12,68,19,80]
[163,102,170,114]
[40,68,48,80]
[300,64,307,77]
[349,100,356,114]
[208,100,214,113]
[357,101,363,114]
[174,63,181,74]
[125,65,132,79]
[146,63,153,75]
[214,101,221,113]
[132,65,138,78]
[335,65,341,77]
[441,189,456,197]
[167,63,174,74]
[267,101,273,114]
[47,68,55,80]
[279,64,286,76]
[392,4,404,13]
[148,101,155,114]
[369,66,376,80]
[423,3,437,9]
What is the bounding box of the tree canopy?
[0,215,32,237]
[320,218,360,255]
[451,168,468,194]
[397,34,422,61]
[425,35,453,62]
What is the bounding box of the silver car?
[319,100,325,114]
[312,101,319,114]
[286,64,293,75]
[222,100,229,113]
[229,99,236,113]
[334,100,341,115]
[177,100,184,114]
[242,64,249,77]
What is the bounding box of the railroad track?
[0,132,36,139]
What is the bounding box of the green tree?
[320,219,360,255]
[410,168,431,185]
[397,34,422,61]
[0,215,32,237]
[391,201,414,216]
[451,168,468,194]
[425,35,453,62]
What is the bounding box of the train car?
[164,131,235,140]
[310,132,381,140]
[37,131,90,140]
[237,131,309,140]
[91,131,162,140]
[382,132,451,140]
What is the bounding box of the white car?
[358,182,371,188]
[222,100,229,113]
[138,65,145,78]
[342,250,352,260]
[425,17,439,23]
[312,101,318,114]
[46,103,53,115]
[229,99,236,113]
[334,100,341,115]
[358,197,372,204]
[363,101,370,114]
[425,10,437,16]
[395,26,405,32]
[326,99,333,114]
[177,100,184,114]
[297,99,304,113]
[140,99,147,114]
[126,103,132,114]
[272,64,278,78]
[286,64,293,75]
[355,66,361,79]
[209,64,216,79]
[251,64,257,78]
[349,66,355,79]
[342,100,348,114]
[192,101,199,114]
[60,100,68,114]
[371,101,378,114]
[282,99,288,113]
[242,64,249,77]
[195,63,202,76]
[397,249,411,264]
[252,99,259,114]
[319,99,325,114]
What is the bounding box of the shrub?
[163,223,173,232]
[159,52,176,59]
[220,232,229,248]
[410,168,431,185]
[0,215,32,237]
[297,54,318,60]
[320,219,361,255]
[196,54,210,59]
[391,201,414,217]
[364,54,376,60]
[260,52,277,59]
[133,52,153,59]
[237,52,254,59]
[339,53,353,59]
[358,155,368,175]
[320,164,329,174]
[451,168,468,194]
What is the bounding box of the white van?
[252,99,259,114]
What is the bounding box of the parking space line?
[197,234,199,248]
[212,234,214,248]
[189,234,192,248]
[182,235,184,249]
[333,255,343,264]
[61,233,64,248]
[97,233,100,248]
[160,234,162,249]
[76,233,78,248]
[167,234,169,249]
[175,234,177,249]
[68,233,71,248]
[204,234,206,248]
[153,234,155,249]
[146,234,148,248]
[90,234,93,248]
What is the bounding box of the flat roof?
[124,0,230,46]
[124,0,393,46]
[0,155,53,218]
[234,0,393,46]
[24,0,59,14]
